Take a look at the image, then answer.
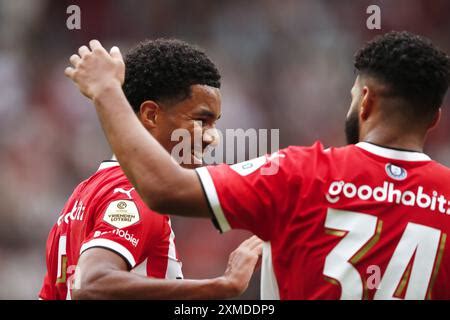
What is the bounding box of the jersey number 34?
[324,208,446,300]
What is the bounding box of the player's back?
[197,141,450,299]
[39,161,182,300]
[266,142,450,299]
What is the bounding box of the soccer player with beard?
[65,31,450,299]
[40,39,262,300]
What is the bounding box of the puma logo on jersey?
[114,187,135,199]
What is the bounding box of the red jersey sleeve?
[79,186,154,269]
[195,142,324,241]
[39,271,53,300]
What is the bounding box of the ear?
[428,108,441,131]
[138,100,161,129]
[359,85,374,121]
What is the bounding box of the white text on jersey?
[57,200,86,226]
[326,181,450,214]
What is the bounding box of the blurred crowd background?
[0,0,449,299]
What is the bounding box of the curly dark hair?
[354,31,450,120]
[123,39,221,112]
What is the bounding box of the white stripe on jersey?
[195,166,231,233]
[80,238,136,267]
[131,258,148,276]
[356,142,431,161]
[261,242,280,300]
[165,219,183,279]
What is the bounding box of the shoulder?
[272,142,361,185]
[85,166,135,201]
[94,166,159,212]
[92,167,168,230]
[279,141,353,168]
[80,166,145,216]
[429,160,450,174]
[423,160,450,190]
[283,141,356,156]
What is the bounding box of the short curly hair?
[123,39,221,112]
[354,31,450,120]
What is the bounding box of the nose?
[203,127,220,147]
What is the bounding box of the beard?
[345,110,360,145]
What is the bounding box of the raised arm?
[72,236,262,300]
[65,40,209,217]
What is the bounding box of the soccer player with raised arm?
[40,39,262,300]
[65,31,450,299]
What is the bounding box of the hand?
[220,235,263,297]
[65,40,125,100]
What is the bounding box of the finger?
[110,46,123,61]
[247,239,263,254]
[89,39,106,53]
[235,235,262,254]
[246,236,263,250]
[251,240,264,252]
[248,235,262,242]
[252,242,263,256]
[69,54,81,67]
[64,66,75,78]
[238,236,257,249]
[78,45,90,57]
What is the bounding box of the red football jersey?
[196,142,450,300]
[39,160,183,300]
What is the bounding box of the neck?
[361,126,426,153]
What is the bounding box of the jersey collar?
[97,155,120,171]
[356,142,431,162]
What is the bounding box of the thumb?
[110,46,123,61]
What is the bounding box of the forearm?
[72,270,236,300]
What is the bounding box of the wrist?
[214,276,241,299]
[92,81,123,105]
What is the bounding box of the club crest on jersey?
[103,200,140,228]
[385,163,407,181]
